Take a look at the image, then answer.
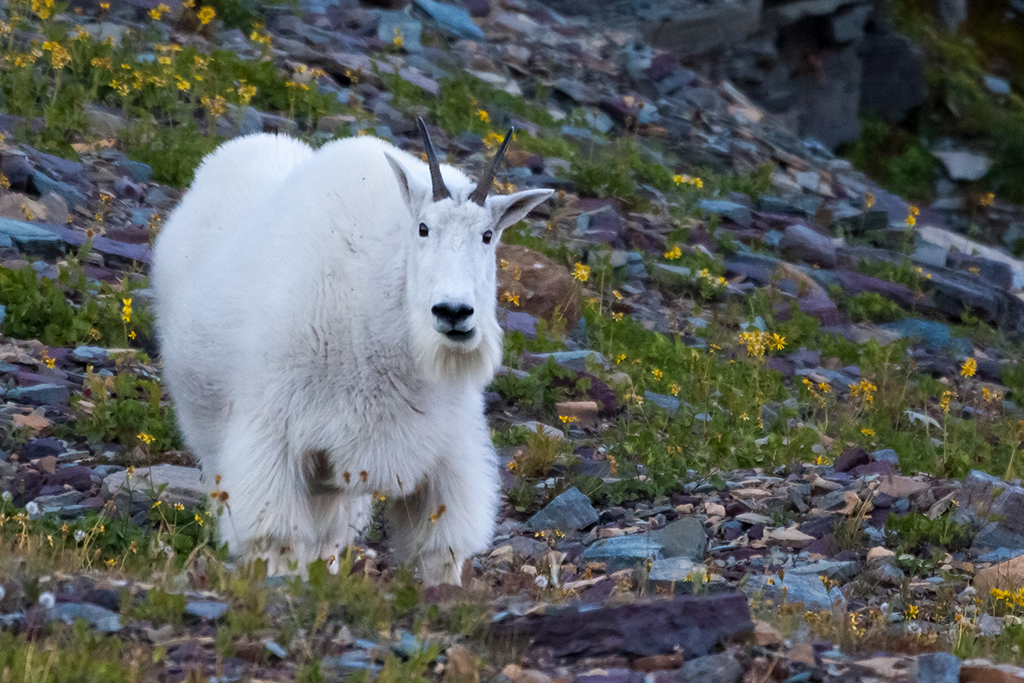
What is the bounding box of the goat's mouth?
[443,328,476,343]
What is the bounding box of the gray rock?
[523,350,607,373]
[933,150,992,181]
[53,602,121,632]
[674,652,743,683]
[112,159,153,184]
[751,572,845,611]
[977,548,1024,563]
[985,76,1012,96]
[648,556,703,582]
[913,239,950,268]
[787,560,858,581]
[185,601,229,619]
[31,172,87,209]
[33,491,85,513]
[234,106,264,137]
[859,35,927,123]
[938,0,966,31]
[650,517,705,561]
[698,200,752,228]
[644,391,680,415]
[779,224,837,268]
[103,464,205,508]
[580,536,664,571]
[378,11,422,52]
[412,0,484,39]
[0,218,65,257]
[977,613,1004,636]
[642,3,760,57]
[522,487,599,533]
[5,384,70,405]
[72,346,109,363]
[881,318,971,355]
[917,651,960,683]
[872,449,900,466]
[829,3,872,42]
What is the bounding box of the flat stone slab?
[496,592,752,661]
[103,464,205,508]
[523,487,599,533]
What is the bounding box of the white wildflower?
[1,491,11,502]
[38,591,56,609]
[25,501,40,519]
[0,585,5,601]
[533,575,549,588]
[74,529,86,543]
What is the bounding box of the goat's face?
[386,140,551,380]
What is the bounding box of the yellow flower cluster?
[672,174,703,188]
[906,205,920,226]
[499,290,520,307]
[940,389,956,413]
[960,357,977,378]
[979,192,995,207]
[237,80,257,105]
[697,268,727,288]
[737,330,785,359]
[201,95,227,117]
[848,380,877,402]
[137,432,155,445]
[572,263,590,282]
[149,3,171,20]
[197,6,216,25]
[121,297,132,323]
[32,0,55,20]
[42,41,70,70]
[250,24,273,48]
[663,245,682,260]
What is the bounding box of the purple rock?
[22,437,65,460]
[48,466,93,491]
[798,291,841,325]
[833,447,870,473]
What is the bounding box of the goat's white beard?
[413,320,503,389]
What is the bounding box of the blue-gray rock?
[644,391,680,415]
[265,640,288,658]
[30,172,86,209]
[378,11,422,51]
[580,536,664,572]
[872,448,900,466]
[977,548,1024,563]
[985,75,1011,96]
[0,218,65,257]
[5,384,70,405]
[647,556,703,582]
[322,650,382,674]
[523,487,598,533]
[0,305,5,328]
[654,263,693,280]
[53,602,121,632]
[186,601,229,619]
[498,310,539,339]
[72,346,109,363]
[650,517,705,561]
[412,0,484,39]
[699,200,752,229]
[33,491,85,513]
[234,106,264,137]
[881,318,972,355]
[916,652,960,683]
[751,572,845,611]
[676,652,743,683]
[787,560,858,581]
[779,224,837,268]
[913,238,949,267]
[113,159,153,184]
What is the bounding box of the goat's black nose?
[432,304,474,326]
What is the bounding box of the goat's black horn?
[418,117,451,202]
[469,126,514,206]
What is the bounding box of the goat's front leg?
[386,429,499,586]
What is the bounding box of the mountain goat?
[152,120,552,585]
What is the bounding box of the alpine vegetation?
[152,120,553,585]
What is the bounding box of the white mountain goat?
[152,120,552,584]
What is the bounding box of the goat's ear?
[385,153,430,214]
[488,189,554,233]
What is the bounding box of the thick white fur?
[152,133,551,584]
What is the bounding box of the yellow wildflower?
[669,383,681,396]
[42,354,55,369]
[194,514,203,526]
[558,415,578,424]
[961,358,977,378]
[149,3,171,20]
[861,428,875,436]
[121,298,132,323]
[42,42,71,70]
[612,290,623,301]
[175,76,190,91]
[197,6,216,25]
[476,109,490,123]
[572,263,590,282]
[663,245,682,260]
[651,368,663,381]
[152,500,162,509]
[615,354,626,364]
[137,432,155,445]
[238,80,257,105]
[865,192,875,209]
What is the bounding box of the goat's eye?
[419,223,429,237]
[482,230,493,244]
